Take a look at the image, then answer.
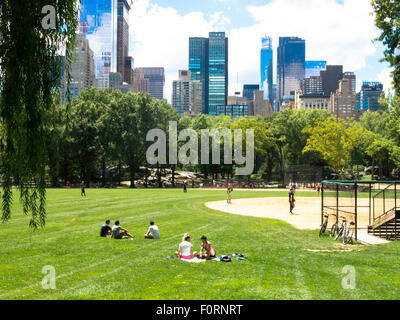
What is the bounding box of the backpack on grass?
[219,255,232,262]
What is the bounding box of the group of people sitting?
[100,220,216,261]
[100,220,160,240]
[175,233,216,260]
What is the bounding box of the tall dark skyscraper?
[189,37,209,113]
[117,0,133,84]
[260,36,273,102]
[277,37,306,107]
[208,32,228,115]
[189,32,228,115]
[243,84,259,101]
[358,82,384,112]
[320,65,343,96]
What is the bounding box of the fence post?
[321,182,324,225]
[336,183,339,223]
[369,183,372,226]
[355,182,358,241]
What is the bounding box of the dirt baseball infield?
[205,197,372,230]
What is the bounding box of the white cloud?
[130,0,383,102]
[377,68,394,93]
[130,0,230,102]
[230,0,379,93]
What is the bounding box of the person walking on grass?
[144,221,160,239]
[289,188,295,215]
[227,186,233,204]
[317,184,321,197]
[81,181,86,197]
[183,181,187,193]
[112,220,135,239]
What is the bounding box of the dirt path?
[205,197,371,230]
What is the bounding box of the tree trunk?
[101,159,106,187]
[371,158,375,181]
[129,155,136,188]
[172,165,176,187]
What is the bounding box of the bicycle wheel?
[334,226,343,241]
[330,223,338,238]
[319,223,327,237]
[343,227,354,244]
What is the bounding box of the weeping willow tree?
[0,0,79,228]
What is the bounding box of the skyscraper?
[243,84,259,101]
[320,65,343,96]
[300,76,323,95]
[277,37,306,108]
[331,78,358,120]
[305,61,327,78]
[172,70,203,117]
[188,32,228,115]
[117,0,133,84]
[358,82,384,112]
[137,67,165,100]
[208,32,228,115]
[79,0,118,87]
[260,36,273,102]
[60,34,95,104]
[343,72,356,93]
[189,37,209,113]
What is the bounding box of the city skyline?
[128,0,393,103]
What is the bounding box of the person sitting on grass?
[175,234,197,260]
[198,235,216,259]
[112,220,135,239]
[144,221,160,239]
[100,219,112,238]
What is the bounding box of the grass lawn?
[0,188,399,300]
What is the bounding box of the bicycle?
[319,214,329,237]
[334,216,355,244]
[342,221,355,244]
[334,216,347,241]
[330,216,340,238]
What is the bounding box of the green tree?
[0,0,79,227]
[372,0,400,94]
[303,118,367,179]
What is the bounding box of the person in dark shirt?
[81,181,86,197]
[183,182,187,193]
[289,188,295,215]
[100,220,112,237]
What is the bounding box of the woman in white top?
[175,234,197,260]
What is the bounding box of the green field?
[0,188,399,300]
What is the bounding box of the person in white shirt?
[175,234,198,260]
[144,221,160,239]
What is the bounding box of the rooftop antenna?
[234,71,240,96]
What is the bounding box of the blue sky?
[129,0,393,102]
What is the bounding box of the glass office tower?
[243,84,259,101]
[358,82,384,112]
[260,36,273,102]
[208,32,228,115]
[189,37,209,114]
[305,61,326,78]
[277,37,306,106]
[79,0,118,87]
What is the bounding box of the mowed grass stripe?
[1,189,400,300]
